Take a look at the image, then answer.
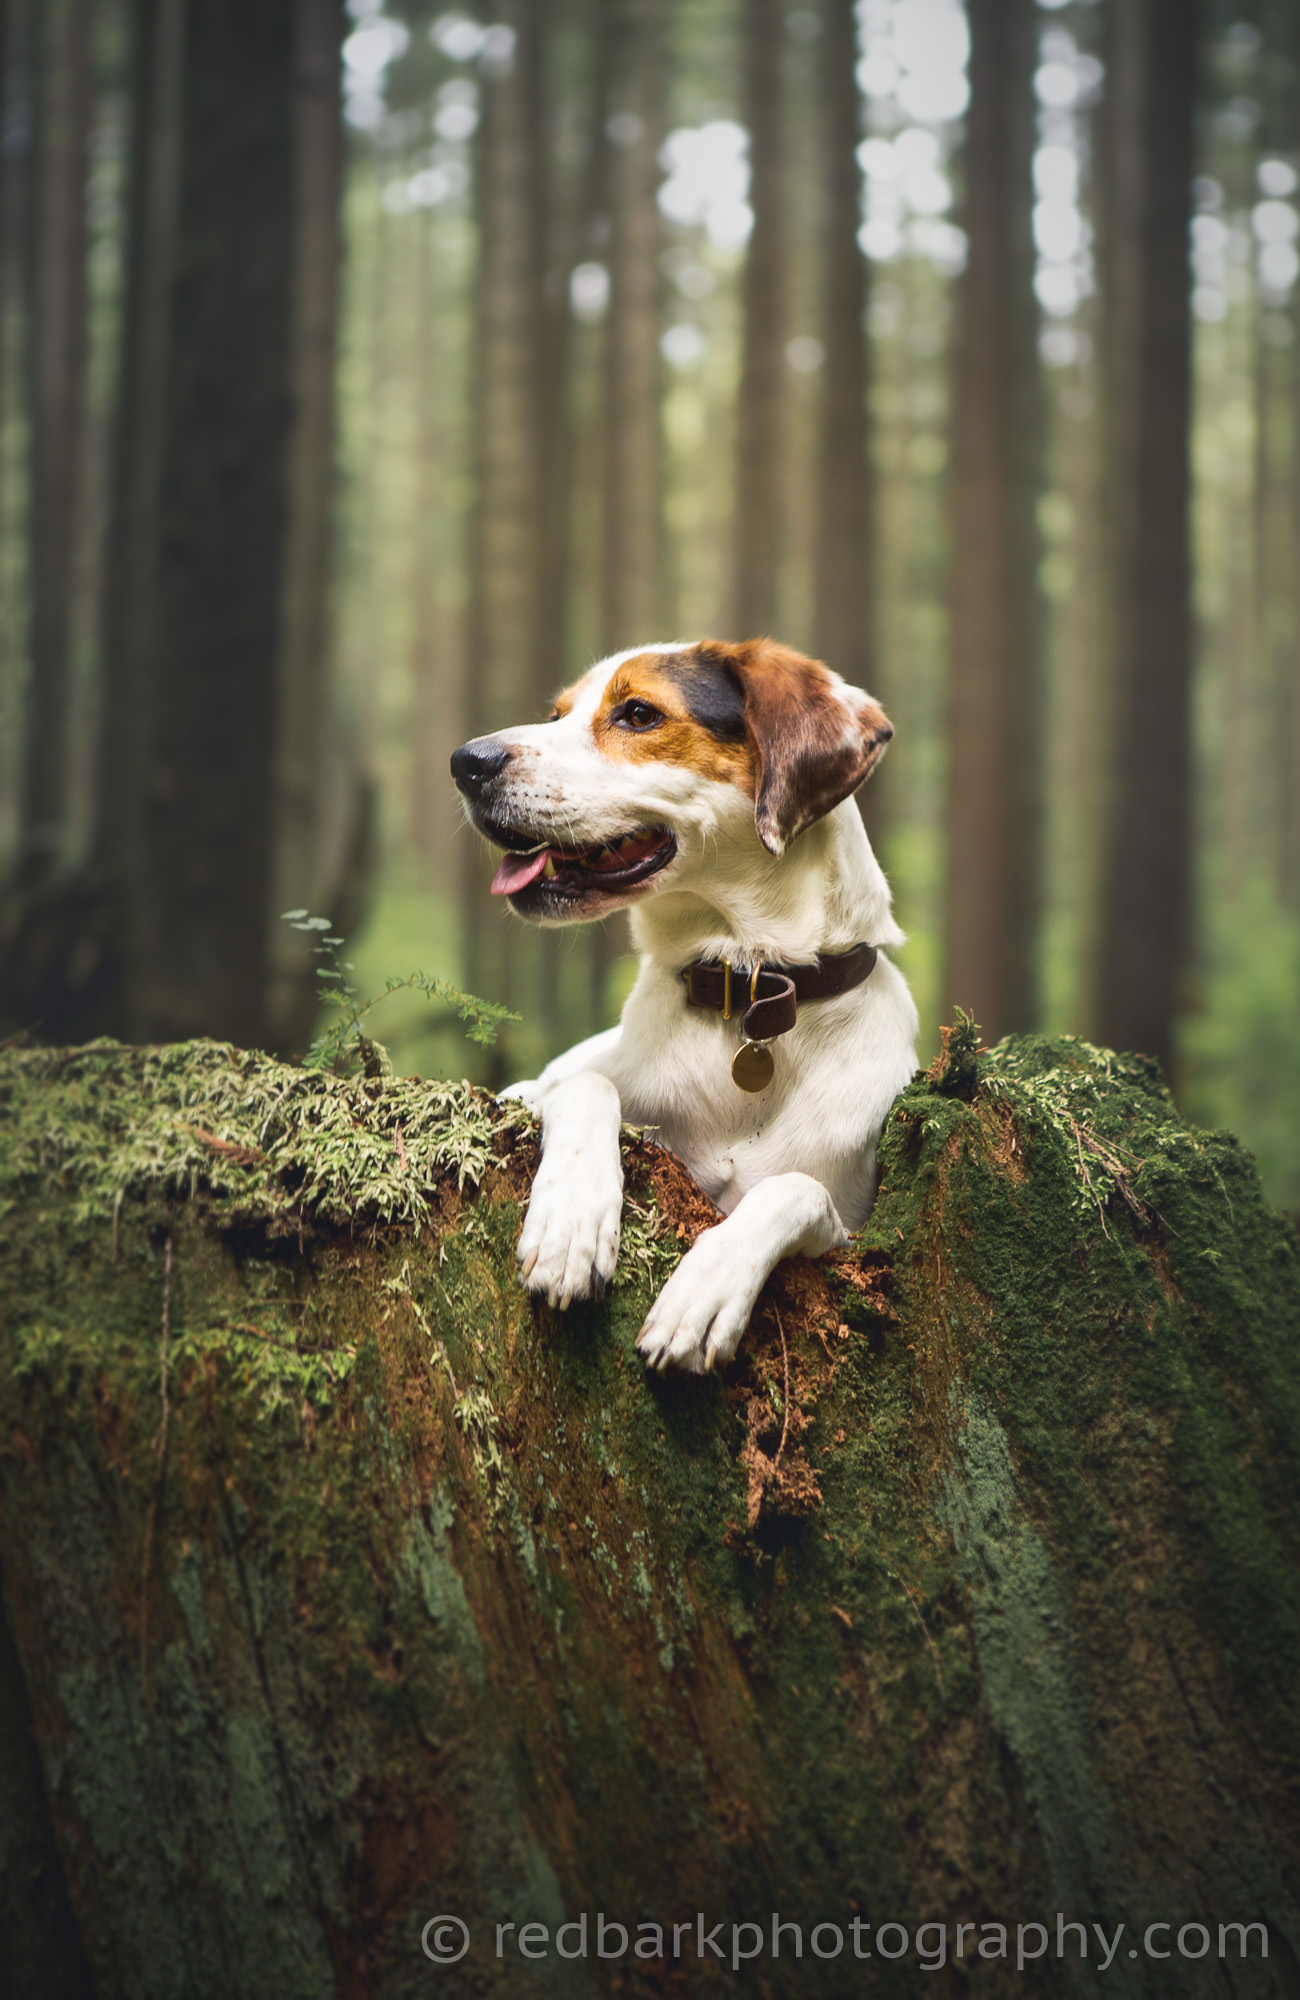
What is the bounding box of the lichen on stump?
[0,1031,1297,1997]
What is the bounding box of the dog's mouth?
[485,825,677,908]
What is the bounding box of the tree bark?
[0,0,352,1054]
[20,0,93,882]
[124,0,297,1046]
[407,202,465,880]
[943,0,1043,1043]
[267,0,349,1051]
[462,0,549,1075]
[731,0,786,638]
[812,0,871,693]
[599,0,665,655]
[1,1030,1298,1995]
[588,0,666,1028]
[1095,0,1197,1072]
[0,1569,95,1996]
[813,0,883,852]
[0,0,37,837]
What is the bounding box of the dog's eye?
[613,699,663,732]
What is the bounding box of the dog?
[451,638,919,1373]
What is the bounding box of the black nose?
[450,738,511,794]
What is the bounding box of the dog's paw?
[517,1158,622,1310]
[635,1226,757,1375]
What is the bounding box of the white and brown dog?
[451,639,918,1374]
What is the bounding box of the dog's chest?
[611,977,821,1212]
[649,1101,778,1213]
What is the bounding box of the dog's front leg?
[514,1072,624,1309]
[635,1172,847,1374]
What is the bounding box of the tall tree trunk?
[1286,283,1300,908]
[1095,0,1197,1074]
[143,0,296,1045]
[600,0,665,655]
[72,0,348,1054]
[813,0,870,690]
[93,0,183,1039]
[100,0,298,1046]
[268,0,348,1050]
[408,207,458,873]
[1263,0,1300,912]
[20,0,93,882]
[462,0,550,1078]
[0,0,353,1052]
[813,0,882,850]
[0,0,36,854]
[731,0,786,638]
[588,0,665,1028]
[942,0,1043,1042]
[531,0,584,1045]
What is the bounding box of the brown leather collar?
[683,941,877,1044]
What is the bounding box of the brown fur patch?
[699,638,891,854]
[589,651,756,788]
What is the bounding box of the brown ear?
[701,639,893,856]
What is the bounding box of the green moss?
[0,1037,520,1236]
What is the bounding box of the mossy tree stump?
[1,1032,1298,1997]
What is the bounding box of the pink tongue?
[490,848,550,896]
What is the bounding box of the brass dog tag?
[731,1040,774,1093]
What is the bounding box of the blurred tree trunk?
[1253,315,1289,905]
[813,0,870,688]
[1095,0,1197,1073]
[1287,283,1300,907]
[0,0,36,826]
[0,0,352,1052]
[943,0,1043,1042]
[408,207,466,880]
[91,0,183,1039]
[588,0,665,1026]
[532,0,582,1044]
[1263,1,1300,912]
[19,0,92,884]
[268,0,350,1051]
[731,0,786,637]
[463,0,549,1077]
[103,0,296,1048]
[600,0,665,656]
[813,0,879,838]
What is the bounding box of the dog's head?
[450,639,892,923]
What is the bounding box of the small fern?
[282,911,518,1074]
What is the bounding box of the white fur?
[494,644,920,1372]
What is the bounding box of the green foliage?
[281,910,518,1075]
[612,1189,680,1293]
[177,1317,357,1416]
[927,1006,984,1098]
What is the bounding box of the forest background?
[2,0,1299,1214]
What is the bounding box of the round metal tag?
[731,1040,775,1093]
